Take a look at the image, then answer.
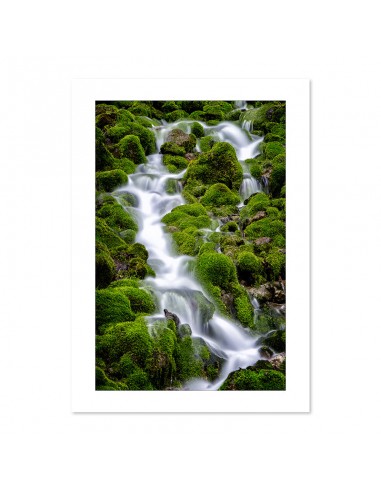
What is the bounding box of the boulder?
[166,129,196,153]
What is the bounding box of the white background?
[1,1,380,491]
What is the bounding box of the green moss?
[96,367,126,390]
[264,133,284,143]
[200,183,241,207]
[163,154,188,171]
[245,217,285,240]
[189,110,206,120]
[184,142,243,192]
[118,135,147,164]
[269,161,286,197]
[112,157,136,175]
[239,102,286,132]
[203,101,233,114]
[166,129,196,153]
[220,368,285,390]
[128,102,152,117]
[195,251,237,290]
[96,242,116,288]
[236,251,264,284]
[191,122,204,138]
[162,203,211,231]
[240,192,271,221]
[96,288,135,330]
[125,368,154,390]
[220,221,239,233]
[160,142,186,156]
[233,286,255,329]
[245,159,262,180]
[96,169,128,192]
[165,109,189,122]
[263,330,286,353]
[107,122,156,154]
[162,101,179,112]
[96,105,119,128]
[147,326,177,389]
[199,136,216,152]
[263,141,285,160]
[174,336,204,382]
[110,286,156,315]
[96,217,126,249]
[265,249,286,279]
[96,127,115,171]
[97,201,138,232]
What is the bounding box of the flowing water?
[115,120,266,390]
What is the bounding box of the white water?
[115,119,266,390]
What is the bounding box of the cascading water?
[114,119,267,390]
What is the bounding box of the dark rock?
[164,309,180,328]
[262,329,285,353]
[258,345,273,359]
[268,302,286,316]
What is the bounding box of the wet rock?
[251,359,274,370]
[268,302,286,316]
[269,352,286,370]
[249,284,273,303]
[252,211,267,221]
[166,129,196,153]
[258,345,274,359]
[248,282,286,305]
[164,309,180,328]
[262,329,285,353]
[185,152,198,161]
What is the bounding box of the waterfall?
[114,119,269,390]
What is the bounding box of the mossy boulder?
[232,284,255,329]
[199,135,216,152]
[96,318,153,367]
[118,135,147,164]
[160,142,187,156]
[200,183,241,207]
[112,157,136,175]
[240,192,271,221]
[220,368,285,390]
[95,217,126,250]
[269,161,286,197]
[191,122,204,138]
[163,154,188,171]
[166,129,196,153]
[184,142,243,192]
[162,203,211,231]
[165,109,189,122]
[106,122,156,155]
[236,251,264,284]
[244,217,285,241]
[172,231,201,256]
[96,288,135,330]
[108,285,156,315]
[96,242,116,288]
[96,169,128,192]
[96,201,138,232]
[195,251,237,290]
[262,141,285,160]
[262,329,286,353]
[96,127,115,171]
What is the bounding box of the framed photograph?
[71,79,310,412]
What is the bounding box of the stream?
[114,118,269,390]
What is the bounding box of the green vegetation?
[95,100,286,391]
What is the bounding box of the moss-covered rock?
[163,154,188,171]
[112,157,136,175]
[200,183,241,208]
[106,122,156,155]
[220,368,285,390]
[269,160,286,197]
[109,286,156,315]
[240,192,271,221]
[96,217,126,249]
[174,335,204,382]
[96,288,135,330]
[262,329,286,353]
[160,141,187,156]
[96,127,115,171]
[244,217,285,241]
[97,318,153,367]
[165,109,189,122]
[96,201,138,232]
[172,231,201,256]
[262,141,285,160]
[195,251,237,290]
[96,242,116,289]
[220,221,239,233]
[162,203,211,231]
[236,251,264,284]
[166,129,196,153]
[184,142,243,192]
[118,135,147,164]
[232,284,255,329]
[96,169,128,192]
[191,122,204,138]
[199,135,216,152]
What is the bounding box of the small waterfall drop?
[114,116,268,389]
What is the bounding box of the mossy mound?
[95,217,126,250]
[172,231,202,256]
[236,251,264,285]
[166,129,196,153]
[199,136,216,152]
[244,217,285,241]
[163,154,188,171]
[195,251,237,290]
[96,242,116,289]
[96,201,138,232]
[240,193,271,221]
[96,127,115,171]
[165,110,189,122]
[96,288,135,331]
[184,142,243,192]
[108,285,156,315]
[96,169,128,192]
[162,203,211,231]
[269,160,286,197]
[118,135,147,164]
[200,183,241,207]
[220,368,285,390]
[106,122,156,155]
[262,141,285,160]
[191,122,204,138]
[160,142,187,156]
